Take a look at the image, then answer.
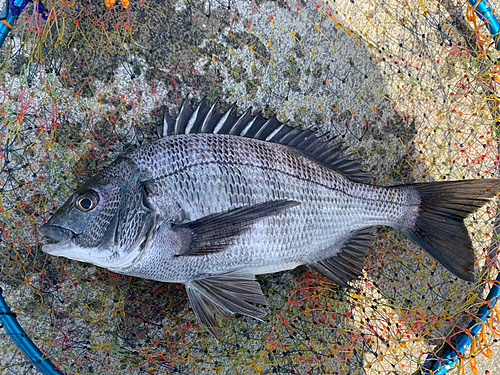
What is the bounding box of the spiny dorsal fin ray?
[240,115,260,137]
[185,98,209,134]
[159,107,175,138]
[254,116,281,140]
[310,227,375,287]
[228,107,253,135]
[212,103,237,134]
[200,99,223,133]
[174,97,193,135]
[160,96,372,184]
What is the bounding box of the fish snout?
[38,223,74,244]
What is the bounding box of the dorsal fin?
[160,96,371,184]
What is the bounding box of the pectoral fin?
[310,228,375,287]
[185,268,267,338]
[173,200,299,257]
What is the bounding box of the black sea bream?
[39,97,500,337]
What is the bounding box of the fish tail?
[400,179,500,282]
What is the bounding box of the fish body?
[116,133,417,282]
[39,98,500,336]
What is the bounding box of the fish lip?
[39,223,116,262]
[38,223,74,245]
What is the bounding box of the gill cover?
[40,157,153,263]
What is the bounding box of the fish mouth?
[38,223,115,263]
[38,224,74,252]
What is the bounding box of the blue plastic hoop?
[468,0,500,49]
[0,0,23,47]
[423,272,500,374]
[0,287,65,375]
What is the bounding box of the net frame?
[0,0,500,374]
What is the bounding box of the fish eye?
[76,190,99,212]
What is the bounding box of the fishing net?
[1,0,500,373]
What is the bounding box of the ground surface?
[1,0,500,374]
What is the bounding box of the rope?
[33,0,48,20]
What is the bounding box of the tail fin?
[401,179,500,282]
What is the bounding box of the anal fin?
[310,228,375,287]
[185,268,267,338]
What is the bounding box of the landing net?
[1,0,500,374]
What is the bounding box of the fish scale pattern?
[1,0,500,373]
[121,131,417,283]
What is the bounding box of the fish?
[39,97,500,337]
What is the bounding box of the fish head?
[39,157,155,269]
